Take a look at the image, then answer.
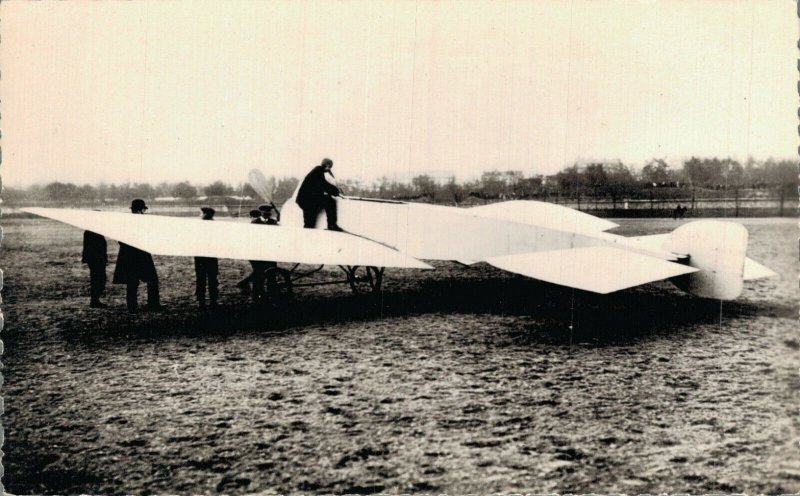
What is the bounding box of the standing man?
[295,158,343,231]
[258,203,280,296]
[82,229,108,308]
[237,209,269,303]
[113,199,162,313]
[194,207,219,310]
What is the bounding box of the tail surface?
[662,220,749,300]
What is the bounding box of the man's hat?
[249,209,262,218]
[258,204,274,212]
[130,199,148,211]
[201,206,216,216]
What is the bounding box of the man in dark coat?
[113,199,162,313]
[237,209,269,303]
[295,158,343,230]
[194,207,219,310]
[82,230,108,308]
[258,204,280,296]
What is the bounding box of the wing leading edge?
[23,208,432,269]
[485,246,698,294]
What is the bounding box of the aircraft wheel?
[276,268,294,295]
[265,266,294,298]
[342,266,384,295]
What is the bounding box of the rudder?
[663,220,748,300]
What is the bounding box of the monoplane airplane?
[24,170,776,301]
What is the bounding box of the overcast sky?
[2,0,796,187]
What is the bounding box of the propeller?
[247,169,275,202]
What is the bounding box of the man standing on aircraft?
[82,229,108,308]
[194,207,219,310]
[113,199,162,313]
[296,158,343,231]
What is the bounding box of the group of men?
[81,158,343,312]
[82,198,164,312]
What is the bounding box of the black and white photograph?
[1,1,797,494]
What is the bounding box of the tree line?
[4,157,796,208]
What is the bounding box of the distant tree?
[704,158,727,187]
[411,175,437,201]
[96,182,111,201]
[389,180,414,199]
[442,176,465,204]
[479,170,505,198]
[605,163,637,208]
[763,159,798,215]
[641,159,670,186]
[583,163,609,206]
[743,157,765,188]
[172,181,197,199]
[44,182,80,202]
[682,157,705,208]
[1,186,29,204]
[273,177,300,205]
[721,159,745,216]
[556,165,582,202]
[515,176,543,198]
[723,159,744,188]
[154,182,174,198]
[204,181,234,197]
[683,156,721,188]
[77,184,98,201]
[502,170,524,198]
[375,176,391,198]
[339,179,367,197]
[128,183,156,200]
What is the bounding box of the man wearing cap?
[82,229,108,308]
[194,207,219,310]
[112,199,162,313]
[258,203,280,296]
[295,158,343,231]
[258,203,280,225]
[237,209,270,303]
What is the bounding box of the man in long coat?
[113,199,162,313]
[295,158,343,230]
[258,204,280,296]
[82,230,107,308]
[237,209,269,303]
[194,207,219,310]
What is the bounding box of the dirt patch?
[2,217,798,493]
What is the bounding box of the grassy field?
[1,217,798,494]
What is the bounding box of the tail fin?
[663,220,748,300]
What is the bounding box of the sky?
[1,0,796,187]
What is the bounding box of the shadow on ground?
[40,273,794,348]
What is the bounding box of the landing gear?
[275,264,385,296]
[263,265,294,296]
[339,265,385,295]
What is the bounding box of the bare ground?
[1,217,797,494]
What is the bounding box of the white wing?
[486,246,698,294]
[23,208,432,269]
[469,200,619,235]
